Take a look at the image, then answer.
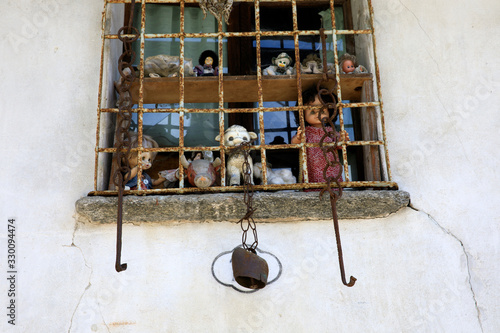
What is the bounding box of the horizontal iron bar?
[89,180,398,196]
[105,29,372,40]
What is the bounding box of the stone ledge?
[75,190,410,224]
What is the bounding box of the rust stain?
[109,321,136,326]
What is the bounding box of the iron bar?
[105,29,373,40]
[95,0,109,192]
[367,0,391,182]
[88,180,398,196]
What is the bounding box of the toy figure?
[291,86,349,187]
[263,52,294,76]
[215,125,258,186]
[195,50,219,77]
[339,53,368,74]
[253,162,296,185]
[300,54,323,74]
[144,55,195,77]
[122,133,165,190]
[180,151,221,188]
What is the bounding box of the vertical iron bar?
[218,6,225,187]
[367,0,391,181]
[328,0,349,181]
[292,0,308,184]
[178,0,186,188]
[134,0,147,190]
[95,0,109,191]
[254,0,267,184]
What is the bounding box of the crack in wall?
[98,303,111,333]
[399,0,434,44]
[408,203,484,332]
[65,221,94,333]
[398,0,442,76]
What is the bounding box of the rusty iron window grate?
[91,0,398,195]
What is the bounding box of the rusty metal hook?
[113,0,137,273]
[316,28,356,287]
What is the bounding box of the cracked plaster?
[409,204,484,332]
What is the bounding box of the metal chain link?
[232,141,259,252]
[112,0,138,272]
[315,28,356,287]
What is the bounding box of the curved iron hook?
[316,28,356,287]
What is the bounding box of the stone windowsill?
[75,190,410,224]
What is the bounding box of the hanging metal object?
[112,0,139,272]
[232,247,268,290]
[231,141,269,289]
[198,0,234,25]
[316,29,356,287]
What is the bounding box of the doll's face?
[205,56,213,66]
[342,59,355,73]
[304,96,329,128]
[277,57,290,68]
[129,152,153,169]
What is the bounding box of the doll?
[158,151,221,188]
[144,54,195,78]
[122,133,165,190]
[263,52,294,76]
[215,125,258,186]
[339,53,368,74]
[195,50,219,76]
[291,86,349,186]
[300,53,324,74]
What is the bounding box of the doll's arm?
[291,127,303,144]
[152,174,167,186]
[127,165,139,179]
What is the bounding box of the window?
[91,0,397,195]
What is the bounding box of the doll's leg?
[227,165,241,186]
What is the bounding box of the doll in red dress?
[291,86,349,186]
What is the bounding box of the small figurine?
[263,52,294,76]
[122,133,165,190]
[180,151,221,188]
[144,55,195,78]
[291,86,349,188]
[253,162,296,185]
[215,125,258,186]
[339,53,368,74]
[195,50,219,77]
[300,54,324,74]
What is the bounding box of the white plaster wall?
[0,0,499,332]
[372,1,500,331]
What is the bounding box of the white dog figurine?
[215,125,258,186]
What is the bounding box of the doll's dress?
[126,173,153,190]
[305,126,343,185]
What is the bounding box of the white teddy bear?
[215,125,258,186]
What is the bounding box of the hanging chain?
[316,28,356,287]
[233,141,259,252]
[112,0,139,272]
